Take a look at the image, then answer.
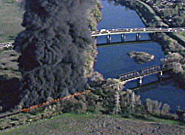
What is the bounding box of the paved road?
[91,27,185,36]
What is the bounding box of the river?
[94,0,185,112]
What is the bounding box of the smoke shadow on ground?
[0,78,21,112]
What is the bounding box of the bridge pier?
[136,33,141,41]
[121,34,126,42]
[157,71,163,81]
[149,33,154,39]
[138,77,143,86]
[159,71,163,76]
[107,35,111,44]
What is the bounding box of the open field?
[1,113,185,135]
[0,49,21,80]
[179,32,185,37]
[0,0,23,43]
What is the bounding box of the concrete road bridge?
[91,27,185,44]
[91,27,185,37]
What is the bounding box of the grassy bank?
[1,113,185,135]
[133,0,185,46]
[135,0,168,27]
[123,0,168,27]
[0,0,23,43]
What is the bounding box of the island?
[128,51,155,64]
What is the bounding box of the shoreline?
[115,0,185,86]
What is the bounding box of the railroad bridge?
[91,27,185,44]
[119,65,169,87]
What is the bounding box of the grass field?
[0,0,23,43]
[1,113,185,135]
[179,32,185,37]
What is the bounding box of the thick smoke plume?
[14,0,93,108]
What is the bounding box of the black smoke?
[14,0,94,108]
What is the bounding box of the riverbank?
[93,0,185,123]
[84,0,102,78]
[113,0,185,86]
[119,0,185,48]
[128,51,155,64]
[118,0,168,27]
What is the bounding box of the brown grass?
[0,0,24,43]
[1,113,185,135]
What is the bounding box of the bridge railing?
[119,71,140,81]
[140,66,161,75]
[119,65,163,82]
[91,27,185,37]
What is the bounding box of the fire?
[21,90,93,113]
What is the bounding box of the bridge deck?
[119,65,164,83]
[91,27,185,37]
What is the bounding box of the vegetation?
[141,0,185,27]
[106,0,185,120]
[140,0,185,38]
[88,0,102,31]
[0,0,185,133]
[179,32,185,37]
[1,113,185,135]
[115,0,185,83]
[128,51,155,64]
[0,77,184,131]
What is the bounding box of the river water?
[94,0,185,112]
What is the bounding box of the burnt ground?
[0,49,21,111]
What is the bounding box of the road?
[91,27,185,37]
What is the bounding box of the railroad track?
[0,89,94,119]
